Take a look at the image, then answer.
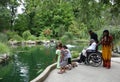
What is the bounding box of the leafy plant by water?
[0,33,8,43]
[0,42,10,55]
[22,30,32,40]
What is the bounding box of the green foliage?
[11,34,23,41]
[6,31,18,40]
[0,0,120,43]
[13,14,28,35]
[0,0,9,6]
[0,33,8,43]
[23,0,74,37]
[0,42,10,54]
[79,23,88,39]
[6,31,23,41]
[38,33,48,40]
[0,6,11,31]
[0,63,13,81]
[96,29,104,40]
[22,30,31,40]
[60,35,69,44]
[64,32,74,40]
[28,35,37,40]
[60,32,74,44]
[71,51,79,58]
[69,21,86,38]
[109,27,120,45]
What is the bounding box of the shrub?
[64,32,74,40]
[22,30,31,40]
[6,31,17,40]
[11,34,23,41]
[0,33,8,43]
[79,23,88,39]
[60,32,74,44]
[60,35,69,44]
[71,51,79,58]
[43,28,52,37]
[0,42,10,54]
[38,33,48,40]
[28,35,37,40]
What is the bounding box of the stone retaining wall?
[30,58,79,82]
[30,63,57,82]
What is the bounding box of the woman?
[99,30,113,69]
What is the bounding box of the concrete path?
[44,57,120,82]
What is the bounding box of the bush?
[60,32,74,44]
[0,42,10,54]
[0,33,8,43]
[38,33,48,40]
[60,35,69,44]
[11,34,23,41]
[71,51,79,58]
[64,32,74,40]
[6,31,17,40]
[22,30,31,40]
[28,35,37,40]
[6,31,24,41]
[79,23,88,39]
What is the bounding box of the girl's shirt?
[56,49,61,56]
[66,49,72,58]
[61,49,68,61]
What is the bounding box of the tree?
[13,14,28,35]
[8,0,20,31]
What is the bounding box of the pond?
[0,45,56,82]
[0,42,87,82]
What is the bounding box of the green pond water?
[0,43,86,82]
[0,45,56,82]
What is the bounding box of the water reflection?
[13,54,29,82]
[0,45,56,82]
[20,66,29,82]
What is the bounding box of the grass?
[0,42,10,55]
[71,51,80,58]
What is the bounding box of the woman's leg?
[106,46,112,69]
[102,46,107,67]
[106,60,111,69]
[103,45,112,69]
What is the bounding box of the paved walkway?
[44,57,120,82]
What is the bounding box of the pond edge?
[30,63,57,82]
[30,58,79,82]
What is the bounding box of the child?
[63,45,72,70]
[58,45,68,74]
[55,45,61,69]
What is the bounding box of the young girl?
[63,45,72,69]
[58,45,68,74]
[55,45,61,69]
